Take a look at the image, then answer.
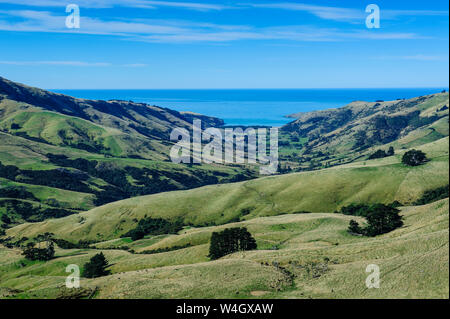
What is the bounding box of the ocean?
[54,88,446,127]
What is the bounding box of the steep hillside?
[6,136,448,242]
[0,76,222,159]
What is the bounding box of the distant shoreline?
[54,88,446,126]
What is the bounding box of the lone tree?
[402,149,428,166]
[209,227,257,260]
[83,252,110,278]
[347,204,403,237]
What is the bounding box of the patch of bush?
[52,238,95,249]
[208,227,257,260]
[0,186,37,201]
[22,242,55,261]
[140,243,192,255]
[336,204,372,216]
[0,199,76,223]
[414,185,449,205]
[122,217,183,241]
[368,146,394,160]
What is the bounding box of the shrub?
[122,217,183,241]
[368,147,394,160]
[22,242,55,261]
[368,149,387,160]
[208,227,257,260]
[52,238,94,249]
[337,204,371,217]
[402,149,428,166]
[83,252,110,278]
[414,185,449,205]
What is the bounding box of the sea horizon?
[54,88,448,126]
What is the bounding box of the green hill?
[6,136,448,242]
[0,77,256,225]
[0,197,447,299]
[279,92,449,171]
[0,78,448,299]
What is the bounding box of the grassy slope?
[6,137,449,242]
[0,198,447,298]
[278,92,449,170]
[0,130,254,217]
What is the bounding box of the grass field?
[0,198,447,299]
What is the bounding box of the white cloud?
[0,0,227,11]
[0,60,111,66]
[248,2,448,22]
[249,3,364,22]
[0,9,422,43]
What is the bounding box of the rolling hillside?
[6,136,448,242]
[0,196,447,299]
[279,92,449,171]
[0,79,448,299]
[0,77,256,226]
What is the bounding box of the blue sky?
[0,0,448,89]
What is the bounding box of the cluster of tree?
[22,243,55,261]
[353,112,445,151]
[0,199,75,224]
[140,243,192,255]
[0,186,37,201]
[208,227,257,260]
[368,146,394,160]
[402,149,428,166]
[335,203,372,216]
[414,185,449,205]
[122,217,183,241]
[51,238,95,249]
[347,204,403,237]
[0,161,91,193]
[22,234,55,261]
[83,252,110,278]
[46,154,253,206]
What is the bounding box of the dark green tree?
[208,227,257,260]
[347,204,403,237]
[348,220,362,234]
[402,149,427,166]
[363,204,403,236]
[83,252,110,278]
